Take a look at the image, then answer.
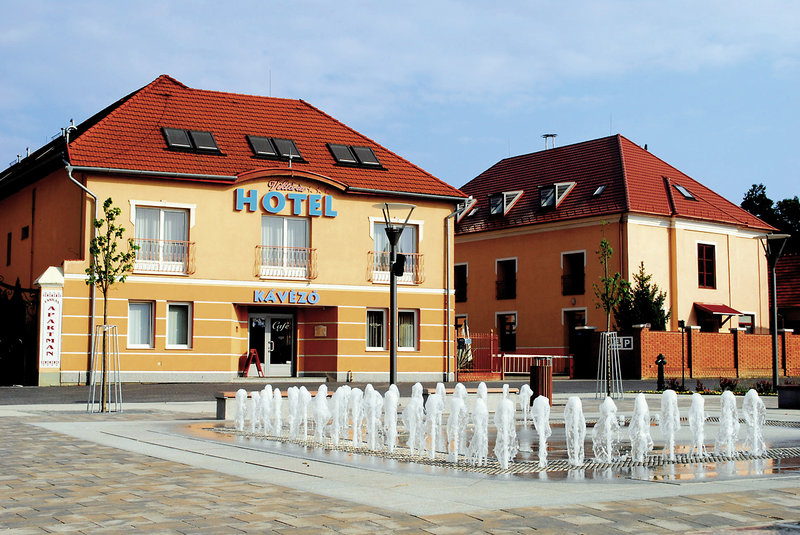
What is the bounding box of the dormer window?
[455,198,478,223]
[489,191,523,216]
[539,181,576,209]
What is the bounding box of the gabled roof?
[3,75,464,200]
[456,135,773,234]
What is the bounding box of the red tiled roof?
[456,135,773,234]
[66,75,464,199]
[776,253,800,308]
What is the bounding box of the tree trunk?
[101,293,108,412]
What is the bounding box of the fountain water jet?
[349,387,365,448]
[518,384,533,427]
[476,382,488,407]
[493,397,518,469]
[659,389,681,461]
[468,397,489,466]
[383,386,399,452]
[688,392,707,457]
[312,385,331,442]
[298,386,312,439]
[249,391,262,434]
[447,396,469,463]
[592,397,620,463]
[564,396,586,466]
[424,392,444,459]
[402,383,425,455]
[531,395,551,468]
[234,388,247,432]
[287,387,300,439]
[628,393,653,463]
[715,390,740,459]
[272,388,282,434]
[742,389,767,456]
[363,385,383,450]
[261,385,273,435]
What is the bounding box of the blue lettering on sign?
[234,188,337,217]
[253,288,320,304]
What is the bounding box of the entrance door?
[248,313,294,377]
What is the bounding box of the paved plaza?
[1,382,799,534]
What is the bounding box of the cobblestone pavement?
[1,408,799,534]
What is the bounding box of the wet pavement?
[1,382,799,534]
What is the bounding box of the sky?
[1,1,798,205]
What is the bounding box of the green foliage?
[614,262,671,331]
[592,236,629,331]
[85,198,138,303]
[741,183,799,252]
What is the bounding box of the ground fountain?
[628,393,653,463]
[564,396,586,466]
[468,397,489,466]
[659,389,681,461]
[493,397,518,469]
[287,386,300,439]
[447,395,469,463]
[518,384,533,426]
[249,390,261,434]
[688,392,707,457]
[312,385,331,442]
[742,389,767,456]
[364,385,383,451]
[349,387,364,448]
[402,382,425,455]
[715,390,740,459]
[234,388,247,431]
[272,387,282,433]
[261,384,273,435]
[383,386,399,452]
[299,386,312,439]
[531,395,551,468]
[592,396,620,463]
[424,390,445,459]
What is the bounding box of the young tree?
[593,237,629,332]
[614,262,671,331]
[85,198,138,411]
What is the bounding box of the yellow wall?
[48,169,457,383]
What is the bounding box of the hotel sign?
[234,183,337,217]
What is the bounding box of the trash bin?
[530,357,553,405]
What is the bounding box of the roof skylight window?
[673,184,696,200]
[328,143,383,168]
[328,143,358,164]
[352,146,381,167]
[247,136,278,157]
[273,138,303,160]
[188,130,219,152]
[162,127,193,150]
[593,185,606,197]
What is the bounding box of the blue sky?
[1,1,798,204]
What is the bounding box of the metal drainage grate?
[213,426,800,475]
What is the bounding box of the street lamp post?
[377,202,416,385]
[758,233,791,389]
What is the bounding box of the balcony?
[496,279,516,300]
[561,273,585,295]
[134,239,195,274]
[256,245,318,280]
[368,251,425,284]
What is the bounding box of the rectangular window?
[260,216,311,279]
[5,232,10,266]
[739,314,754,334]
[128,302,154,348]
[698,243,716,289]
[372,222,420,283]
[497,312,517,352]
[562,252,585,295]
[454,263,467,302]
[167,302,192,348]
[135,207,190,273]
[496,258,517,300]
[366,309,386,350]
[398,310,417,350]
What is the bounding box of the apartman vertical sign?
[38,289,62,369]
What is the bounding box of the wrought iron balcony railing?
[255,245,318,280]
[368,251,424,284]
[134,239,195,274]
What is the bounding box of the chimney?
[542,133,557,150]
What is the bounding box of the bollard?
[655,353,667,391]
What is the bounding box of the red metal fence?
[456,331,502,382]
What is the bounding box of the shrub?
[753,380,774,395]
[719,377,738,391]
[665,377,683,391]
[695,380,707,393]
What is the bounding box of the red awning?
[694,303,743,316]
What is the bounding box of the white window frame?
[166,301,193,349]
[127,301,154,349]
[260,215,311,280]
[366,309,387,350]
[132,205,192,274]
[398,309,418,351]
[369,218,423,284]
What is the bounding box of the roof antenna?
[542,133,557,150]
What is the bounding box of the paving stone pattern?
[1,412,799,534]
